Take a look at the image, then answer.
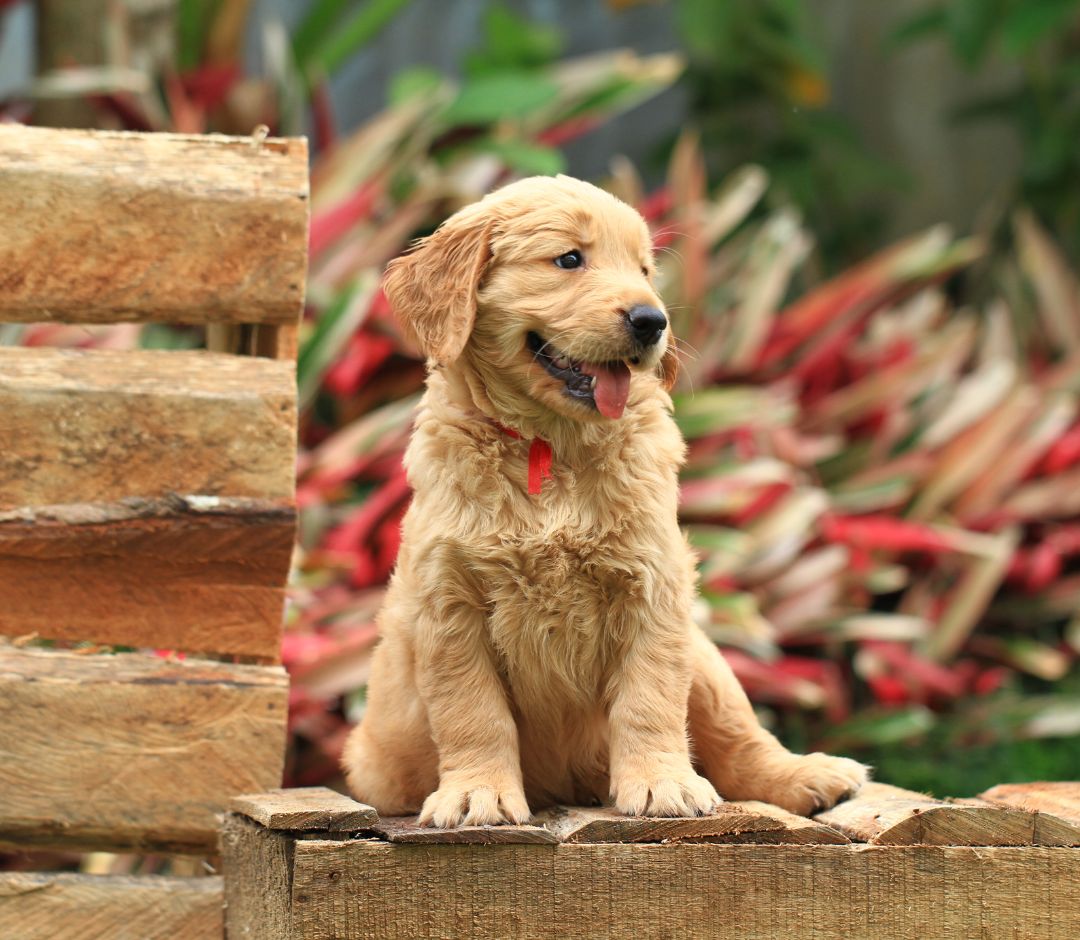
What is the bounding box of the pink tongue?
[580,361,631,419]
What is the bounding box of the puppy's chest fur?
[484,468,682,712]
[410,405,689,709]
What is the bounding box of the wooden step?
[0,647,288,853]
[0,348,297,660]
[0,873,222,940]
[0,125,308,325]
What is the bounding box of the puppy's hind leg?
[342,638,438,816]
[687,628,868,816]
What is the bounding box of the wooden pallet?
[223,783,1080,940]
[0,124,308,940]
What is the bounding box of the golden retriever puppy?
[342,175,867,827]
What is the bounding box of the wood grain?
[207,323,301,361]
[224,834,1080,939]
[980,782,1080,825]
[0,347,297,510]
[534,802,848,845]
[222,816,314,940]
[374,817,558,845]
[0,496,294,659]
[0,647,287,853]
[231,788,378,832]
[814,781,1078,846]
[0,125,308,324]
[0,872,223,940]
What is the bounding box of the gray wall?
[0,0,1021,242]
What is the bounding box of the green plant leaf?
[444,72,560,124]
[465,3,562,75]
[389,66,444,105]
[303,0,414,79]
[1001,0,1080,55]
[292,0,353,67]
[945,0,1000,67]
[178,0,218,70]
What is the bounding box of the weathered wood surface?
[232,788,378,832]
[815,781,1080,846]
[534,802,847,845]
[0,496,294,659]
[0,125,308,324]
[207,322,300,360]
[375,817,558,845]
[221,818,1080,940]
[221,815,296,940]
[980,782,1080,825]
[0,348,297,509]
[0,647,288,853]
[0,872,223,940]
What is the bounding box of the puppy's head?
[384,175,676,422]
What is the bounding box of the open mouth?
[527,331,635,419]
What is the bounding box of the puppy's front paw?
[613,768,721,818]
[418,779,531,828]
[760,753,869,816]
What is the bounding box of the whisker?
[651,224,688,241]
[656,245,685,263]
[531,328,577,361]
[669,346,697,397]
[674,336,703,361]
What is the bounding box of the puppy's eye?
[641,266,650,278]
[554,250,584,270]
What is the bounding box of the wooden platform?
[221,783,1080,940]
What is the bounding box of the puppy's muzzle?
[625,305,667,347]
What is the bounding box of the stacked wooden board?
[223,782,1080,939]
[0,124,308,940]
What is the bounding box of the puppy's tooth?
[589,375,597,389]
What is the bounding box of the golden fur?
[342,175,867,826]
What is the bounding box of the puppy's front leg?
[414,584,529,828]
[608,633,721,818]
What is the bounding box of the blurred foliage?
[673,0,905,266]
[892,0,1080,260]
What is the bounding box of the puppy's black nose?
[625,305,667,346]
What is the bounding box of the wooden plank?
[0,872,222,940]
[0,496,293,659]
[534,802,847,845]
[222,833,1080,939]
[254,323,301,361]
[374,818,558,845]
[222,816,321,940]
[0,348,297,509]
[231,788,378,832]
[815,781,1072,846]
[0,125,308,325]
[206,323,300,361]
[0,647,288,853]
[980,782,1080,826]
[955,797,1080,846]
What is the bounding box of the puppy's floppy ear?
[658,342,679,391]
[383,204,493,366]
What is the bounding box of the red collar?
[493,423,553,495]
